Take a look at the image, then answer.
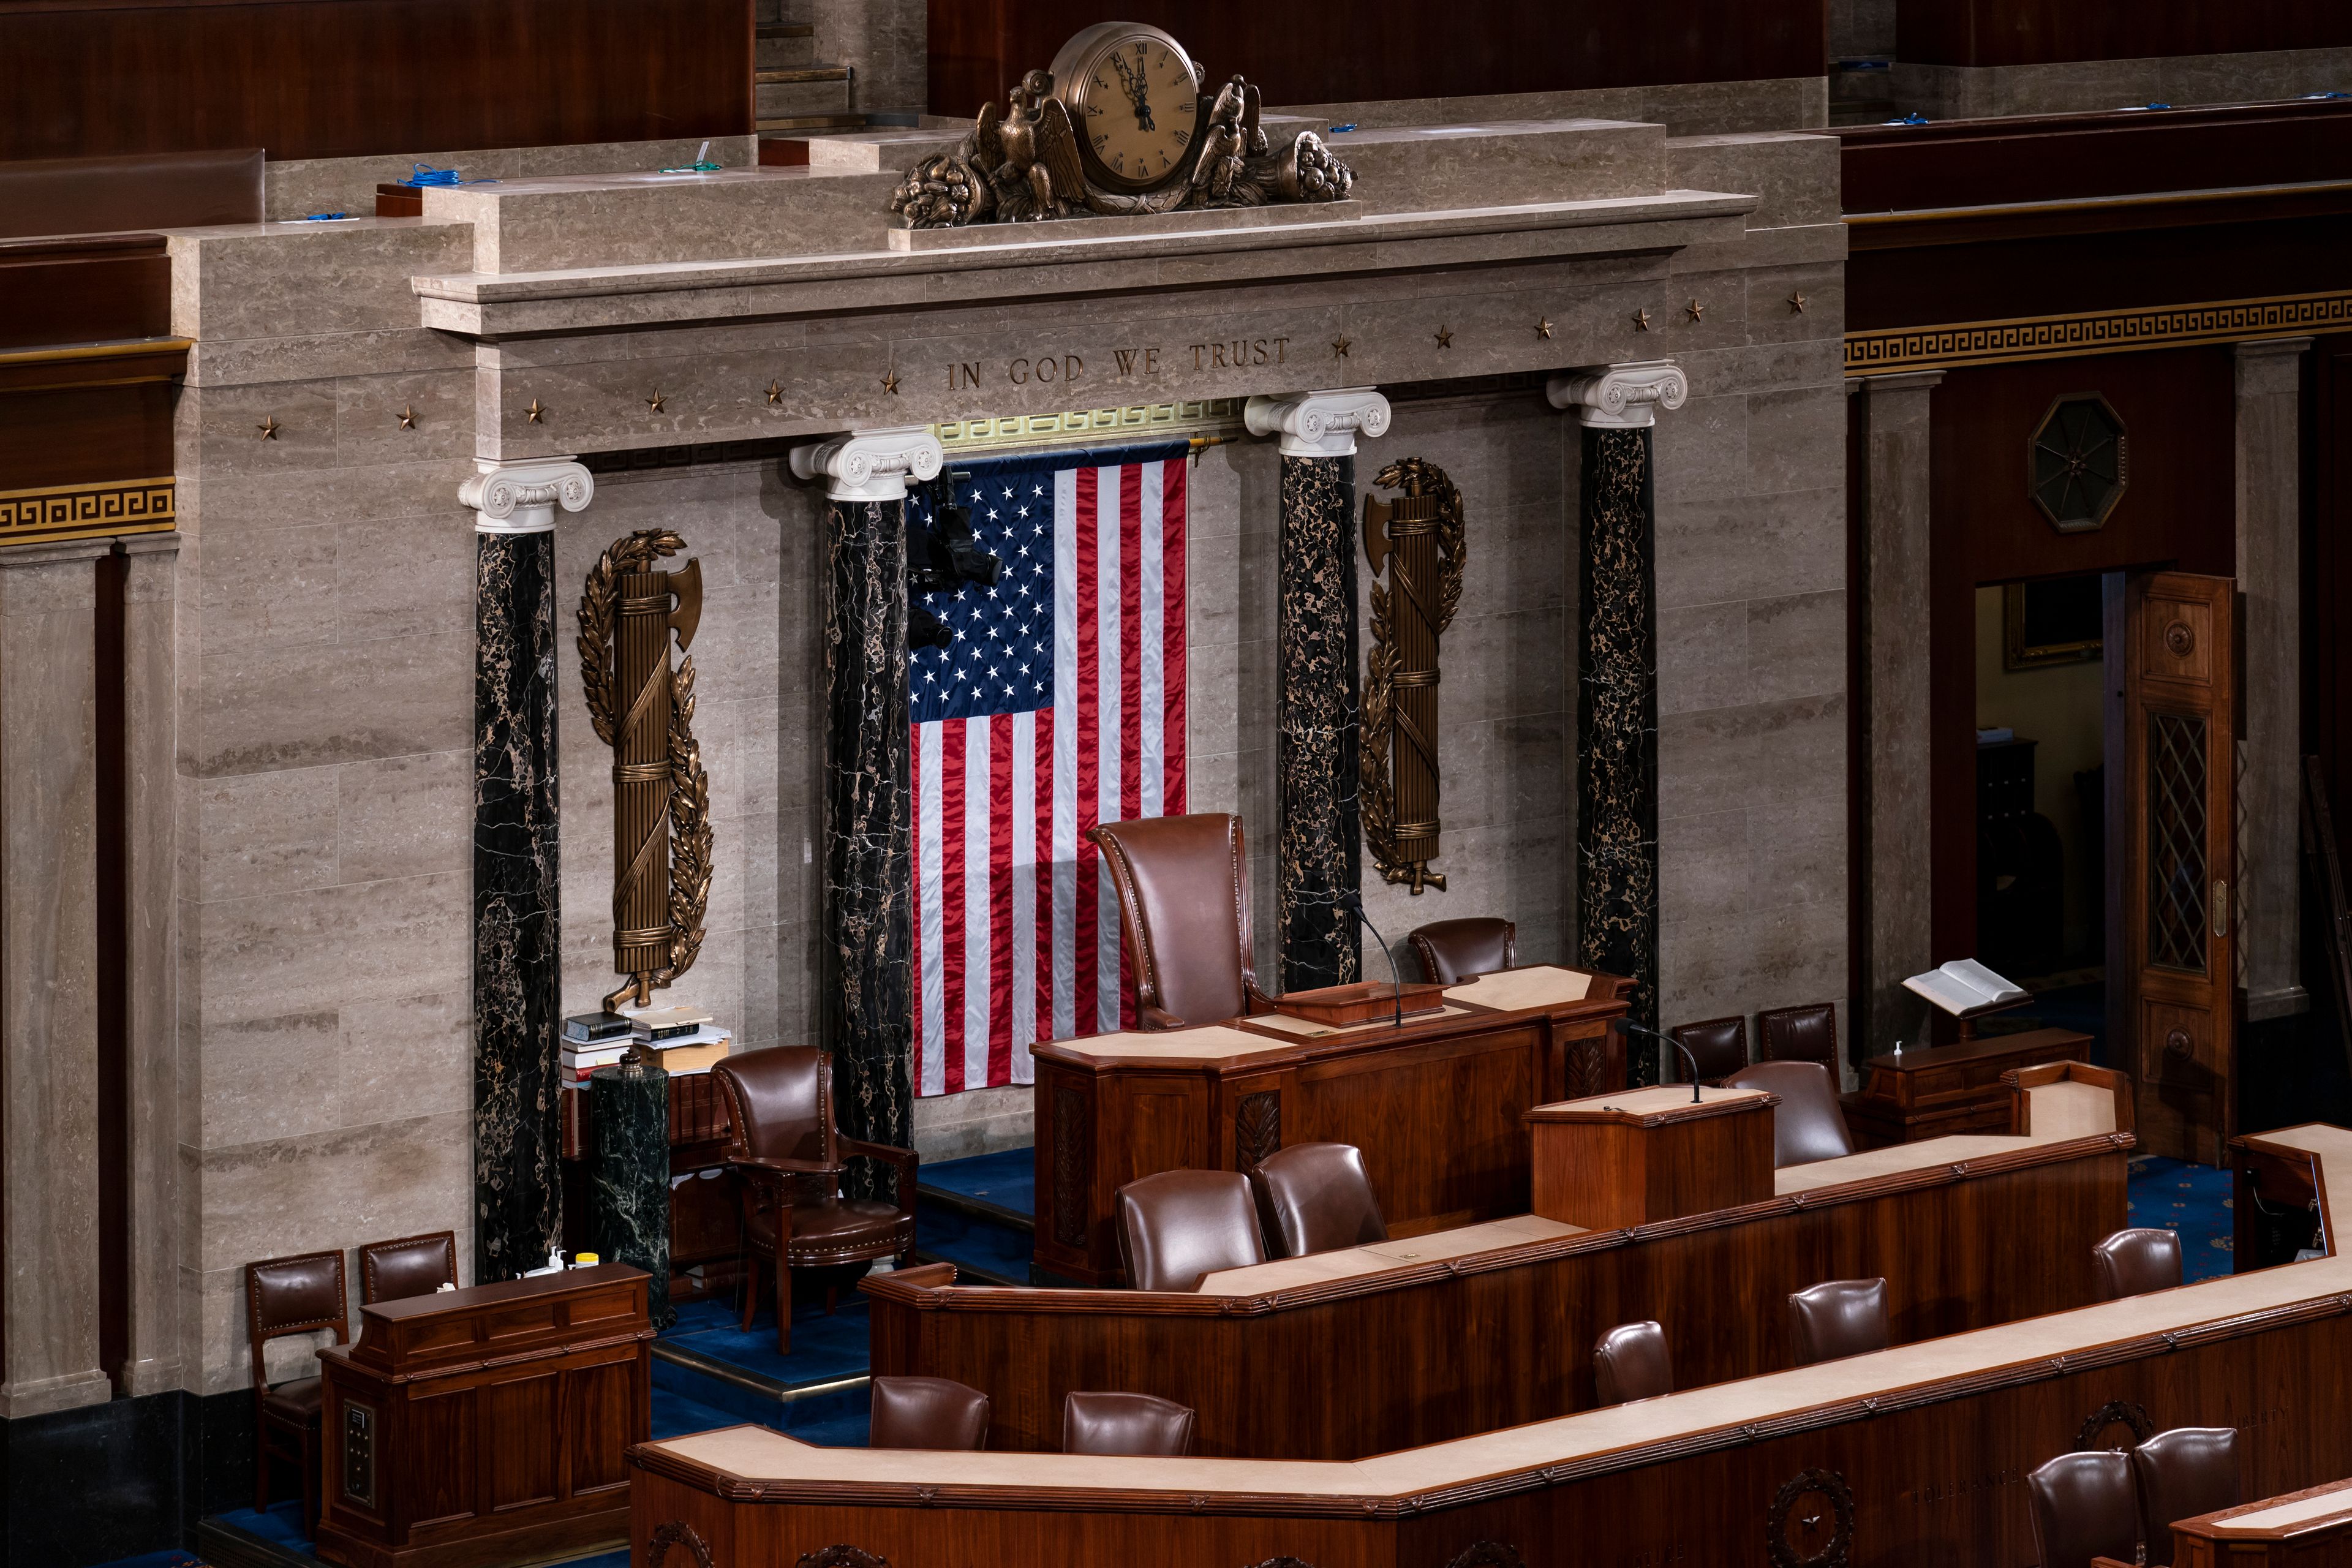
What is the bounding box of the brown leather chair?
[1592,1321,1673,1406]
[1725,1060,1856,1168]
[869,1376,991,1450]
[2026,1449,2141,1568]
[246,1249,349,1531]
[1246,1142,1387,1259]
[1062,1391,1199,1456]
[712,1046,918,1352]
[2094,1226,2184,1301]
[2132,1427,2240,1566]
[356,1231,457,1305]
[1088,813,1273,1030]
[1668,1016,1748,1082]
[1758,1003,1838,1067]
[1407,917,1516,984]
[1115,1169,1267,1291]
[1786,1278,1889,1366]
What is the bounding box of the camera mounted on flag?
[908,472,1003,651]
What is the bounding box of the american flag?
[908,443,1189,1095]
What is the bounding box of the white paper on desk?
[1903,958,2029,1016]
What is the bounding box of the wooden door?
[2118,571,2237,1164]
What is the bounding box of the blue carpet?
[914,1194,1036,1282]
[921,1146,1035,1216]
[662,1291,873,1387]
[2128,1153,2234,1282]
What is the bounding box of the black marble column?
[474,529,565,1282]
[588,1060,673,1327]
[1276,453,1363,992]
[823,497,913,1201]
[1577,426,1662,1084]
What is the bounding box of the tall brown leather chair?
[1088,813,1273,1029]
[1592,1321,1673,1406]
[2132,1427,2240,1567]
[1758,1003,1838,1067]
[1669,1016,1748,1082]
[246,1249,350,1530]
[1407,917,1516,984]
[1786,1278,1888,1366]
[2093,1226,2184,1300]
[1246,1142,1388,1259]
[870,1376,991,1450]
[712,1046,918,1352]
[356,1230,457,1305]
[1725,1060,1856,1167]
[1115,1169,1267,1290]
[1062,1391,1199,1456]
[2026,1449,2141,1568]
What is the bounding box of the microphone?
[1336,888,1405,1030]
[1611,1016,1703,1104]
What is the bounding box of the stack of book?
[558,1005,733,1087]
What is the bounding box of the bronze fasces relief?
[576,529,714,1011]
[1361,458,1466,894]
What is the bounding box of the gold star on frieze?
[1434,325,1453,349]
[1790,290,1809,314]
[1632,308,1653,333]
[525,399,546,424]
[254,415,280,440]
[765,380,783,407]
[396,405,417,430]
[1332,335,1352,358]
[1685,300,1706,323]
[646,390,666,413]
[1533,317,1553,340]
[882,369,901,395]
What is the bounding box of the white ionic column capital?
[1243,387,1392,458]
[1547,360,1689,429]
[789,426,944,502]
[459,458,594,534]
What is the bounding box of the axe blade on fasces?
[666,557,704,650]
[1362,496,1392,573]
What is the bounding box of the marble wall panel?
[1273,77,1826,137]
[167,221,473,344]
[263,135,760,222]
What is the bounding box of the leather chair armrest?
[841,1139,921,1212]
[1139,1004,1186,1031]
[728,1154,845,1180]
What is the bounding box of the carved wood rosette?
[1766,1468,1856,1568]
[576,529,713,1011]
[2075,1398,2156,1450]
[1361,457,1465,894]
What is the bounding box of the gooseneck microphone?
[1611,1016,1704,1104]
[1336,889,1406,1030]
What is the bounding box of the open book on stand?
[1903,959,2030,1019]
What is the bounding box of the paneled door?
[2118,571,2237,1164]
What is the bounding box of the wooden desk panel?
[869,1129,2128,1458]
[2174,1477,2352,1566]
[1031,965,1629,1283]
[634,1125,2352,1568]
[316,1264,653,1568]
[1840,1027,2092,1148]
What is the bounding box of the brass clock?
[1049,22,1204,192]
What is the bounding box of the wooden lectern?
[1525,1084,1777,1229]
[314,1263,653,1568]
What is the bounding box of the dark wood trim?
[1847,181,2352,252]
[1897,5,2352,71]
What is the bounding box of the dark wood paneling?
[0,0,750,162]
[1899,0,2352,69]
[1926,349,2236,976]
[868,1137,2126,1458]
[927,0,1828,119]
[0,236,171,352]
[0,382,176,494]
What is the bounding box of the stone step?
[755,24,815,69]
[756,116,871,140]
[756,69,851,121]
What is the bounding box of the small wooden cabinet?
[314,1264,653,1568]
[1525,1084,1776,1229]
[1840,1027,2092,1148]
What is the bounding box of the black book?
[563,1011,635,1044]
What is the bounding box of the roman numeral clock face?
[1060,26,1201,191]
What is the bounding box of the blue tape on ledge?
[298,211,349,221]
[400,163,499,189]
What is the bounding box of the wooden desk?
[632,1124,2352,1568]
[1839,1025,2093,1147]
[1526,1084,1775,1228]
[2173,1477,2352,1565]
[867,1074,2126,1457]
[315,1264,654,1568]
[1031,964,1629,1284]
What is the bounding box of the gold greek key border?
[932,398,1246,455]
[1845,290,2352,376]
[0,477,176,546]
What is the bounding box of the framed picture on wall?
[2002,575,2103,671]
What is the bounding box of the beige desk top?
[1246,1003,1476,1039]
[1042,1023,1291,1063]
[652,1126,2350,1504]
[2214,1479,2352,1534]
[1196,1213,1582,1295]
[1441,964,1598,1011]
